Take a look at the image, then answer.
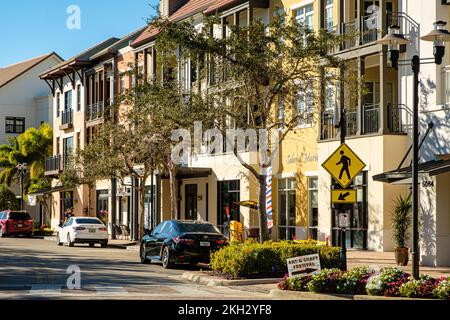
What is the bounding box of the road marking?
[30,284,62,295]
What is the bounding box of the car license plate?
[89,229,96,233]
[200,241,210,247]
[17,224,23,228]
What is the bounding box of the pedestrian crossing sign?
[322,143,366,188]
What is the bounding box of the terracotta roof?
[204,0,244,14]
[132,0,215,47]
[0,53,62,88]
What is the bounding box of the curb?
[181,272,281,287]
[269,289,428,301]
[43,236,139,250]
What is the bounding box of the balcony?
[86,101,111,123]
[320,104,412,141]
[45,155,62,176]
[332,12,418,53]
[60,110,73,130]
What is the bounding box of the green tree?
[152,13,361,242]
[0,185,20,211]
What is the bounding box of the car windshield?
[75,218,103,225]
[177,223,220,234]
[9,212,31,221]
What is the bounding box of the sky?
[0,0,159,67]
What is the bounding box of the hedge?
[210,241,340,278]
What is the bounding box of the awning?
[373,159,450,184]
[161,167,212,180]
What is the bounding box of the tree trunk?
[88,185,92,217]
[167,160,178,220]
[258,175,270,243]
[138,179,146,240]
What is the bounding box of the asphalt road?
[0,237,272,300]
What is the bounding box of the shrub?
[210,241,340,278]
[337,267,375,295]
[287,275,313,291]
[307,269,344,293]
[399,275,441,299]
[391,195,412,248]
[432,277,450,300]
[277,275,290,290]
[366,267,410,297]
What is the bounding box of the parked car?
[0,211,33,238]
[57,217,109,248]
[140,220,229,268]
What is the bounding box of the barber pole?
[266,166,273,229]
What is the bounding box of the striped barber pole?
[266,166,273,229]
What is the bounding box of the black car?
[140,220,228,268]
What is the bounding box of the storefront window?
[60,191,74,223]
[331,172,368,249]
[278,178,296,240]
[144,185,156,229]
[308,177,319,240]
[96,190,109,225]
[217,180,240,233]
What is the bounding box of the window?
[325,0,334,30]
[217,180,240,233]
[96,190,109,224]
[144,185,156,229]
[308,177,319,240]
[60,191,74,223]
[56,92,61,117]
[278,178,296,240]
[64,90,72,111]
[77,85,81,111]
[331,172,368,249]
[297,87,314,127]
[296,4,314,30]
[5,117,25,134]
[63,137,73,166]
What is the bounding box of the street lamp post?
[378,21,450,279]
[16,163,28,211]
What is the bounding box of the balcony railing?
[86,101,110,122]
[61,110,73,126]
[45,155,62,176]
[320,102,413,141]
[362,104,380,134]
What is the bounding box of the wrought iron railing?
[61,110,73,126]
[388,103,413,134]
[362,104,380,134]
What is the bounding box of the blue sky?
[0,0,159,67]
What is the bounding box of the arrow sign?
[331,189,357,204]
[338,192,350,201]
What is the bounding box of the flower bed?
[278,266,450,300]
[210,240,340,279]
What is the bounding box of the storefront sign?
[338,213,350,229]
[287,254,321,278]
[322,143,366,188]
[28,195,37,206]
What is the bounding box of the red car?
[0,211,33,238]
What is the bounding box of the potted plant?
[391,195,412,266]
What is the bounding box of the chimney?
[160,0,182,18]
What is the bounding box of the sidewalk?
[347,250,450,278]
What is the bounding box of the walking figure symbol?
[337,150,351,180]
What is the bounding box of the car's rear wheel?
[161,246,174,269]
[101,241,108,248]
[56,234,62,246]
[67,234,75,247]
[140,244,150,264]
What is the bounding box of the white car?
[57,217,109,248]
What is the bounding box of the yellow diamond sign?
[322,143,366,188]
